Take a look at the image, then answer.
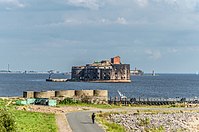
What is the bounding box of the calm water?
[0,73,199,98]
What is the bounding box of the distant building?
[71,56,131,82]
[130,67,144,76]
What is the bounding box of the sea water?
[0,73,199,98]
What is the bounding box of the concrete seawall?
[23,90,108,102]
[55,90,75,98]
[34,91,55,98]
[75,90,94,97]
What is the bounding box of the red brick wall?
[111,56,120,64]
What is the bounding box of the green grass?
[58,102,121,109]
[134,109,199,115]
[13,110,57,132]
[146,126,165,132]
[97,112,126,132]
[97,117,126,132]
[0,99,58,132]
[97,112,166,132]
[58,97,122,109]
[103,120,126,132]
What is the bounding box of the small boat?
[46,73,68,82]
[46,78,68,82]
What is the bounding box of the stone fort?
[71,56,131,83]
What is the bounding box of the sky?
[0,0,199,73]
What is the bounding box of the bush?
[137,117,150,126]
[59,98,81,104]
[97,112,126,132]
[0,109,16,132]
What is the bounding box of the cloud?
[42,16,128,27]
[99,18,111,24]
[65,0,100,10]
[168,48,179,53]
[137,0,199,12]
[145,49,162,60]
[104,0,199,12]
[64,18,83,25]
[115,17,127,25]
[63,17,128,25]
[0,0,25,8]
[157,0,199,11]
[135,0,148,7]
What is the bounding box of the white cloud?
[99,18,111,24]
[66,0,100,10]
[135,0,148,7]
[145,49,162,60]
[46,17,128,26]
[0,0,25,8]
[115,17,127,25]
[64,18,83,25]
[168,48,178,53]
[154,0,199,12]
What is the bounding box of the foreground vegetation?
[58,97,121,109]
[58,97,190,109]
[0,99,57,132]
[96,109,199,132]
[97,112,126,132]
[0,108,16,132]
[0,97,194,132]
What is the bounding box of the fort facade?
[71,56,131,83]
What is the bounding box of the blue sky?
[0,0,199,73]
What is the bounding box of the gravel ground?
[107,112,199,132]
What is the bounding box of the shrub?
[59,98,80,104]
[0,109,16,132]
[137,117,150,126]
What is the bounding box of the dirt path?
[56,113,72,132]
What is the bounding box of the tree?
[0,109,16,132]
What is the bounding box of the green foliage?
[0,99,57,132]
[0,109,16,132]
[58,98,120,109]
[97,113,126,132]
[105,121,126,132]
[59,98,81,104]
[169,103,186,108]
[0,99,5,106]
[98,112,120,119]
[146,126,165,132]
[13,110,57,132]
[137,117,150,126]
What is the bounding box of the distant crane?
[117,90,127,99]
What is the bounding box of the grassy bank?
[58,102,122,109]
[13,110,57,132]
[0,99,57,132]
[96,112,126,132]
[58,98,121,109]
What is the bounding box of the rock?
[106,112,199,131]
